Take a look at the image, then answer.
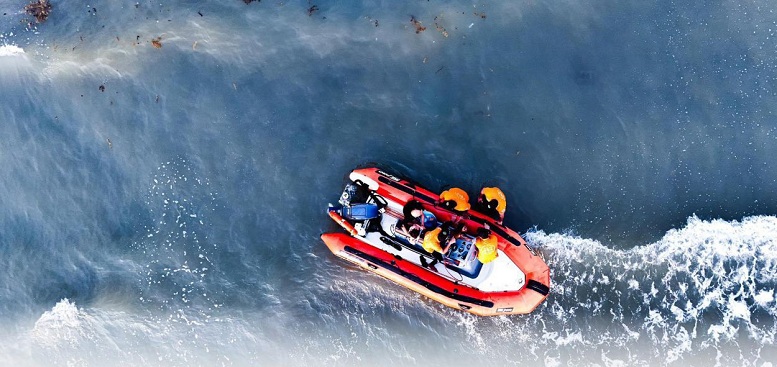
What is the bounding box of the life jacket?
[475,233,498,264]
[439,188,470,212]
[480,187,506,215]
[422,227,443,254]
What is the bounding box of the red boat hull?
[323,168,550,316]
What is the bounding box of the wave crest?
[30,299,90,349]
[0,44,25,57]
[520,215,777,365]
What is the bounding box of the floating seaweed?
[308,5,318,16]
[433,16,448,37]
[25,0,52,23]
[410,16,426,33]
[151,37,162,48]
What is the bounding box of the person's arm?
[396,224,419,243]
[441,239,454,254]
[412,233,423,245]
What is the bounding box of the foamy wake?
[503,215,777,366]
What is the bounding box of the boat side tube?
[322,232,548,316]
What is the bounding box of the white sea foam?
[519,215,777,366]
[30,299,89,348]
[133,158,221,311]
[11,298,273,367]
[754,289,774,307]
[0,44,25,57]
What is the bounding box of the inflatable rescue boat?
[321,168,550,316]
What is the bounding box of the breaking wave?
[0,44,25,57]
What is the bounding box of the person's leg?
[429,251,443,268]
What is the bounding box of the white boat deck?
[356,199,525,292]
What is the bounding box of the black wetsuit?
[476,196,502,221]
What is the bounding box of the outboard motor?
[340,203,380,221]
[339,183,362,206]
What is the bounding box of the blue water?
[1,0,776,365]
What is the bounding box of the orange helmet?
[439,187,470,211]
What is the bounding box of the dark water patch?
[31,265,98,306]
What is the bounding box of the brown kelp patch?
[410,16,426,34]
[25,0,52,23]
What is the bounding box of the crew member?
[420,222,461,269]
[398,210,437,241]
[397,200,437,238]
[414,208,437,229]
[422,227,444,255]
[439,187,470,213]
[474,227,498,264]
[478,187,506,223]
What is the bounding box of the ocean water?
[1,0,776,366]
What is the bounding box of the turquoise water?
[1,0,776,365]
